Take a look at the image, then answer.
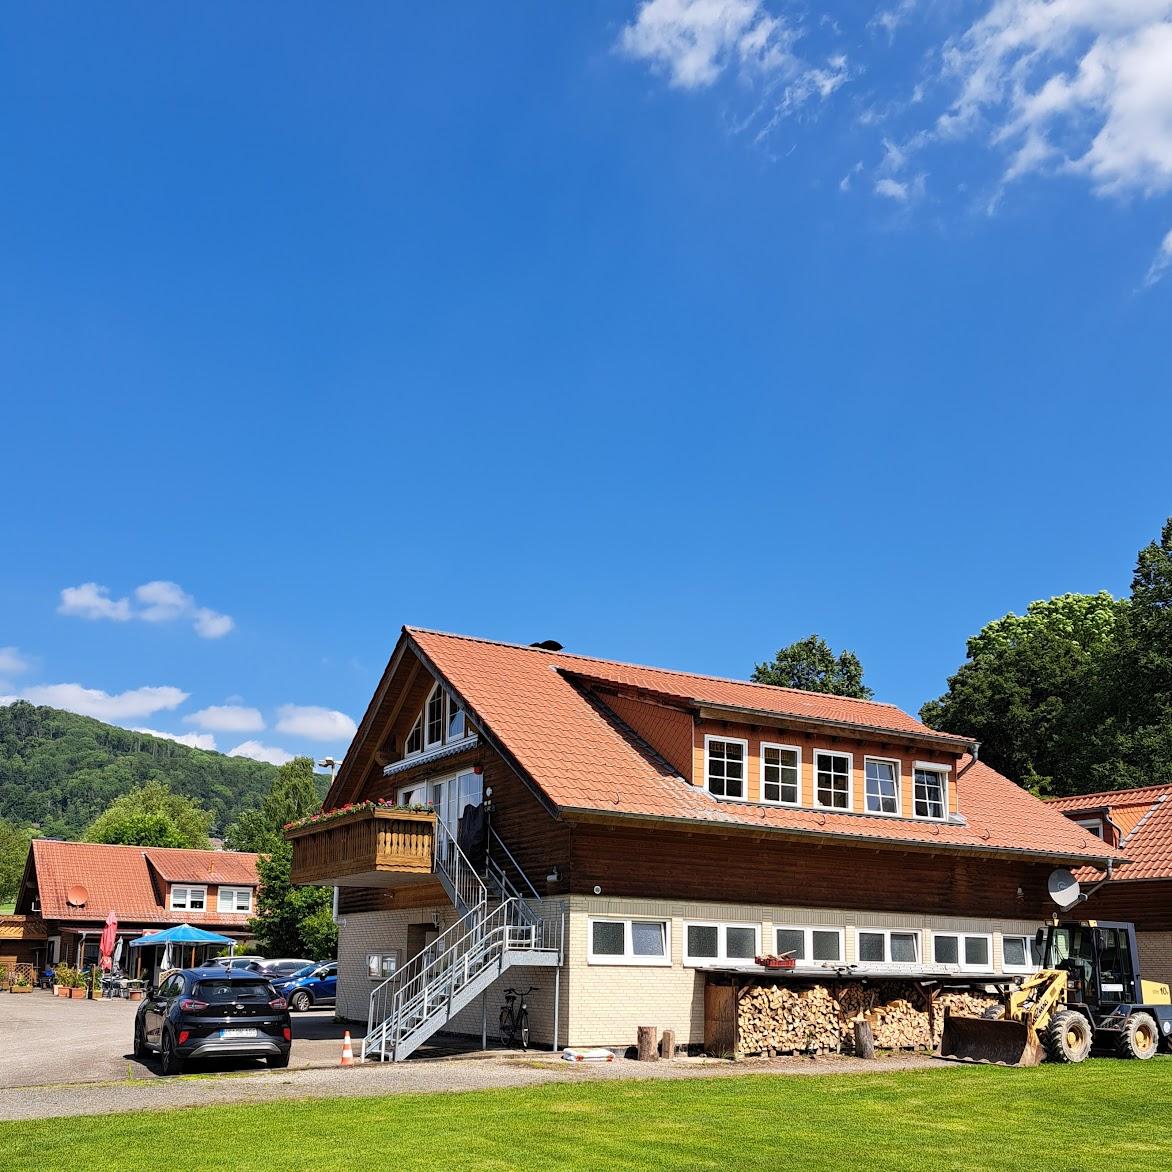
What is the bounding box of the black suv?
[134,966,292,1074]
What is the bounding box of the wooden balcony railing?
[286,808,436,887]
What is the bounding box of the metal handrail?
[433,812,487,915]
[487,830,542,901]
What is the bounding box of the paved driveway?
[0,989,362,1089]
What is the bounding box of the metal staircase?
[362,815,562,1062]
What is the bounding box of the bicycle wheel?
[518,1008,530,1051]
[498,1006,514,1048]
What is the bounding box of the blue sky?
[2,2,1170,766]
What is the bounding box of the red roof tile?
[1047,785,1172,882]
[404,629,1115,865]
[29,840,259,926]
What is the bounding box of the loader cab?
[1039,921,1139,1008]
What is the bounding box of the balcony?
[287,807,436,888]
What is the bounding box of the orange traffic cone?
[340,1030,355,1067]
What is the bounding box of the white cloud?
[1144,226,1172,284]
[875,176,911,200]
[184,704,265,733]
[275,704,358,742]
[59,583,132,622]
[0,647,30,676]
[58,579,234,639]
[16,682,189,721]
[228,740,295,766]
[134,727,218,751]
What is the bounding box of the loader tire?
[1117,1012,1159,1060]
[1043,1011,1092,1064]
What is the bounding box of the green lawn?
[5,1062,1171,1171]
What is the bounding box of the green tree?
[236,758,336,960]
[0,818,34,904]
[752,634,873,699]
[84,779,213,848]
[920,592,1123,794]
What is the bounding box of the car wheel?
[290,990,312,1012]
[133,1019,148,1059]
[160,1029,185,1076]
[268,1052,291,1069]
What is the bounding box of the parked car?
[208,955,267,972]
[273,962,337,1012]
[134,966,291,1075]
[258,958,316,979]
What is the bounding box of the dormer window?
[425,685,445,747]
[913,765,948,820]
[405,714,423,757]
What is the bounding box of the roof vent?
[530,639,563,652]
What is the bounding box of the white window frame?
[446,692,466,741]
[424,683,445,749]
[404,713,424,758]
[863,756,901,816]
[217,887,253,914]
[773,924,846,965]
[760,742,802,807]
[399,784,426,807]
[586,917,672,966]
[682,921,761,966]
[367,951,399,980]
[704,735,750,803]
[1073,817,1105,840]
[1001,934,1042,974]
[814,750,854,812]
[912,762,950,821]
[931,931,993,972]
[170,885,207,912]
[856,927,921,966]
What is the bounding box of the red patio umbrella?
[99,909,118,971]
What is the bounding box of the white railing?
[433,813,487,916]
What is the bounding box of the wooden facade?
[288,808,435,887]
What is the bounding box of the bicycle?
[498,985,536,1050]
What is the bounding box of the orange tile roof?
[404,628,1115,865]
[1047,785,1172,882]
[29,840,259,926]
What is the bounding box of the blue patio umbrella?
[128,924,236,948]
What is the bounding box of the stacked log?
[734,980,1001,1057]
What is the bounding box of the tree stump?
[637,1026,658,1062]
[660,1029,676,1060]
[853,1020,876,1060]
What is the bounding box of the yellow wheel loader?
[938,920,1172,1066]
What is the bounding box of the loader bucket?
[936,1014,1043,1067]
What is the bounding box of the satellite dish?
[66,883,89,908]
[1048,868,1080,910]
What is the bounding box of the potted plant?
[53,965,72,997]
[0,964,7,990]
[69,967,87,999]
[11,972,32,994]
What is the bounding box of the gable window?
[587,918,670,966]
[705,736,748,801]
[775,925,844,964]
[447,693,465,741]
[170,885,207,912]
[857,928,920,965]
[761,743,801,806]
[814,751,852,810]
[913,765,948,820]
[425,685,445,747]
[404,714,423,757]
[932,932,991,971]
[864,758,900,815]
[1002,934,1043,973]
[683,922,760,966]
[1074,817,1105,840]
[218,887,253,914]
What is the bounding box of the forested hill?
[0,701,280,839]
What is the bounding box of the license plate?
[220,1028,257,1038]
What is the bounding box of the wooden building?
[289,626,1116,1056]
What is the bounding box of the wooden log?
[637,1025,658,1062]
[853,1020,876,1060]
[660,1029,676,1059]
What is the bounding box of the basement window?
[913,765,948,820]
[864,757,900,815]
[774,925,844,964]
[683,922,760,966]
[587,918,670,966]
[857,929,920,965]
[932,932,992,971]
[814,751,852,811]
[1002,935,1043,974]
[761,743,801,806]
[705,736,748,801]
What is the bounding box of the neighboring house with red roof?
[289,627,1116,1054]
[1049,785,1172,985]
[13,840,260,972]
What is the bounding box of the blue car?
[274,962,337,1012]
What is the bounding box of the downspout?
[1075,857,1115,906]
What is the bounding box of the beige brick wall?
[1137,931,1172,989]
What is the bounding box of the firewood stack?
[735,981,1000,1057]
